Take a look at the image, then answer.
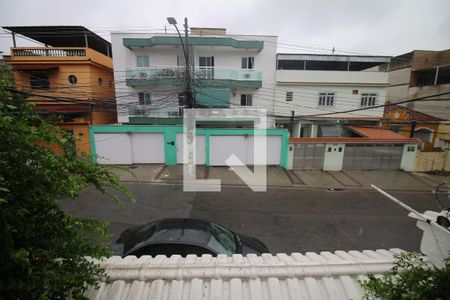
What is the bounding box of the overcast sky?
[0,0,449,57]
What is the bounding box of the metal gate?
[343,144,403,170]
[292,143,325,170]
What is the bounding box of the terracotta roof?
[290,137,420,143]
[384,104,442,122]
[348,126,409,139]
[289,126,421,143]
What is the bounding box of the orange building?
[2,26,117,155]
[383,104,442,151]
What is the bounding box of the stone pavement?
[109,164,450,191]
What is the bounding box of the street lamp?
[167,17,193,108]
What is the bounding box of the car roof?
[133,218,214,247]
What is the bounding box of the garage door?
[94,132,165,164]
[292,143,325,170]
[94,133,132,164]
[176,133,206,164]
[343,144,403,170]
[209,135,282,166]
[131,133,165,163]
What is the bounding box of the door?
[209,135,282,166]
[131,133,165,163]
[210,135,248,166]
[199,56,214,79]
[292,143,325,170]
[94,133,132,165]
[323,144,345,171]
[343,144,403,170]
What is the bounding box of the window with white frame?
[286,91,293,101]
[241,57,254,69]
[240,94,253,106]
[136,55,149,68]
[318,92,335,106]
[138,92,151,105]
[360,93,377,106]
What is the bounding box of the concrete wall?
[436,123,450,147]
[276,70,388,85]
[407,84,450,120]
[273,84,386,118]
[413,150,450,172]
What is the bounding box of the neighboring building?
[274,53,391,137]
[288,126,420,171]
[2,26,117,155]
[384,49,450,120]
[383,104,442,151]
[111,28,277,126]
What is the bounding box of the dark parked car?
[114,218,269,257]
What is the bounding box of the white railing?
[126,66,262,81]
[12,48,86,57]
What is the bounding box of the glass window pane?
[240,94,246,106]
[241,57,247,69]
[248,57,254,69]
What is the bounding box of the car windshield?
[207,223,236,255]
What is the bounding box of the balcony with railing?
[9,47,113,68]
[126,66,262,88]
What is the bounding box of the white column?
[297,122,302,137]
[310,124,317,138]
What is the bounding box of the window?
[136,55,149,68]
[286,91,293,101]
[138,92,151,105]
[98,78,103,86]
[68,75,77,85]
[361,93,377,106]
[318,92,335,106]
[30,73,50,89]
[413,128,433,144]
[241,57,254,69]
[199,56,214,79]
[240,94,253,106]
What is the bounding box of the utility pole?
[184,17,194,108]
[290,110,295,137]
[167,17,194,109]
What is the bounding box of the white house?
[274,54,391,137]
[110,28,278,126]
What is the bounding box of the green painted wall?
[123,36,264,50]
[196,88,230,108]
[89,125,289,168]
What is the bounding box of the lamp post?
[167,17,193,108]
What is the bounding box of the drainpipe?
[434,66,440,85]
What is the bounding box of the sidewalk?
[109,164,450,191]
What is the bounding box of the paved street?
[60,183,440,254]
